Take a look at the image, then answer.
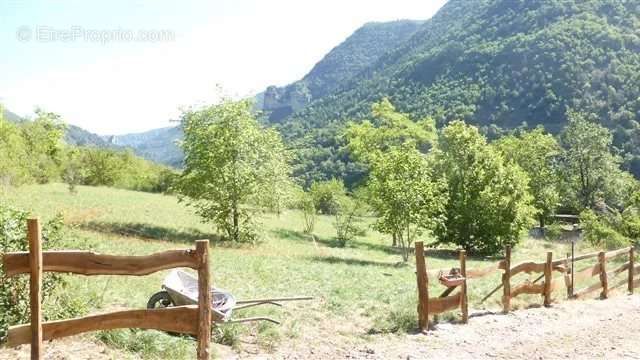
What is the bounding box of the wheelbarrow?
[147,269,312,325]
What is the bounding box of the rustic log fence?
[415,241,639,333]
[2,218,215,360]
[415,241,468,332]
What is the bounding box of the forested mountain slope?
[261,20,424,122]
[272,0,640,185]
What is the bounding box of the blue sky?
[1,0,447,135]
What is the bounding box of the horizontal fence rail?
[415,241,639,333]
[7,306,211,347]
[3,250,200,276]
[2,218,213,360]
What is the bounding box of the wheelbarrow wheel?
[147,291,174,309]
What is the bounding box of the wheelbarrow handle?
[232,301,282,310]
[221,317,281,325]
[235,296,313,304]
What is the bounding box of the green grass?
[2,183,626,359]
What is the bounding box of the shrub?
[0,205,72,342]
[543,223,563,242]
[580,209,630,250]
[295,190,316,234]
[333,195,363,247]
[310,179,345,215]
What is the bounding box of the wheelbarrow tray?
[162,270,236,320]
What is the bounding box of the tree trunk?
[232,203,239,242]
[392,232,397,247]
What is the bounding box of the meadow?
[2,183,611,359]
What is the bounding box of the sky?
[0,0,448,135]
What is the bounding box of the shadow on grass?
[80,221,233,246]
[307,255,405,268]
[272,228,400,255]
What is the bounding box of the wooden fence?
[2,218,216,360]
[415,241,638,332]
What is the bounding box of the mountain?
[106,126,183,168]
[261,20,424,122]
[65,125,115,148]
[267,0,640,185]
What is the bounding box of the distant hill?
[106,126,183,168]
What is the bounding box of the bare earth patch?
[265,294,640,359]
[0,335,134,360]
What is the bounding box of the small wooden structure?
[2,218,215,360]
[415,241,468,332]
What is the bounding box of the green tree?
[495,128,561,228]
[20,109,66,183]
[435,121,534,255]
[366,146,447,261]
[0,108,30,187]
[560,111,626,210]
[174,99,291,242]
[346,99,445,260]
[256,137,294,215]
[345,98,436,163]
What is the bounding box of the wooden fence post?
[543,252,552,307]
[570,241,575,298]
[599,251,608,299]
[27,218,43,360]
[502,246,511,313]
[459,250,468,323]
[196,240,212,360]
[415,241,429,333]
[629,247,635,294]
[563,253,571,298]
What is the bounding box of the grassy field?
[2,183,620,359]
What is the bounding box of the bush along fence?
[414,241,638,333]
[2,218,216,360]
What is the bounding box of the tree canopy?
[175,99,292,242]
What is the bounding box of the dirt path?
[0,335,135,360]
[265,294,640,359]
[3,295,639,359]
